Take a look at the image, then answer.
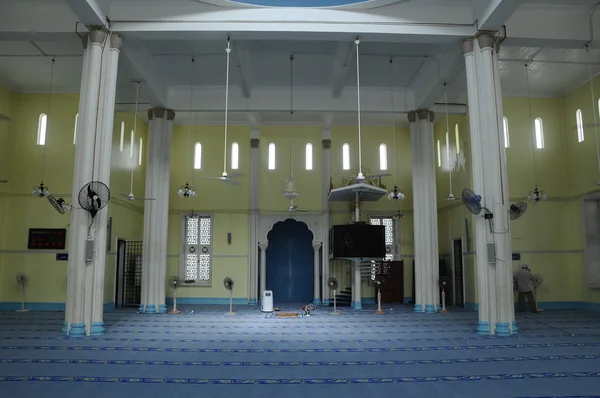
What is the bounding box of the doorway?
[114,238,126,307]
[266,219,314,303]
[452,238,465,308]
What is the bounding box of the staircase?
[328,261,376,306]
[329,286,352,306]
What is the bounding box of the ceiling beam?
[330,41,355,99]
[409,41,466,110]
[65,0,108,27]
[119,39,168,108]
[231,41,253,99]
[474,0,521,31]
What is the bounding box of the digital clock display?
[28,228,67,250]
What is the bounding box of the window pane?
[37,114,47,146]
[534,117,544,149]
[138,138,143,166]
[231,142,239,170]
[342,143,350,170]
[194,142,202,169]
[577,109,584,142]
[455,124,460,153]
[503,117,510,148]
[268,143,276,170]
[445,132,450,169]
[120,122,125,151]
[379,144,387,170]
[306,143,313,170]
[130,130,135,158]
[437,140,441,167]
[73,113,78,145]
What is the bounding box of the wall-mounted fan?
[327,276,341,315]
[510,202,528,220]
[373,276,387,314]
[47,195,75,215]
[78,181,110,221]
[168,276,181,314]
[439,276,451,313]
[534,274,543,290]
[15,273,30,313]
[462,188,494,231]
[224,277,236,315]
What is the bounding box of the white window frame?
[231,142,239,170]
[306,143,313,170]
[379,144,387,171]
[369,216,398,279]
[73,113,78,145]
[130,130,135,158]
[455,124,460,154]
[138,137,143,166]
[194,142,202,170]
[577,109,585,143]
[179,212,214,287]
[534,117,544,149]
[503,117,510,148]
[445,132,451,169]
[436,140,441,167]
[37,113,47,146]
[119,122,125,151]
[342,143,350,170]
[268,142,276,170]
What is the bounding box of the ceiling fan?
[200,36,242,186]
[120,80,155,202]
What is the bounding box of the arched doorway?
[266,218,314,303]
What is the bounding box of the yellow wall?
[0,89,148,309]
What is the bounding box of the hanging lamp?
[386,57,404,201]
[524,63,547,202]
[177,57,197,198]
[32,58,56,198]
[283,54,299,200]
[444,82,456,201]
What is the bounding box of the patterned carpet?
[1,304,600,398]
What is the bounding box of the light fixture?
[283,178,299,200]
[283,54,299,202]
[387,185,405,201]
[528,186,547,202]
[178,182,197,198]
[32,182,50,197]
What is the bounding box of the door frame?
[450,236,466,307]
[114,237,127,308]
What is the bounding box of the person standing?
[516,264,542,313]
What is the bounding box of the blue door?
[266,219,314,303]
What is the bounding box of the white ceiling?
[0,0,599,124]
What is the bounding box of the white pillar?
[464,36,515,335]
[259,242,268,298]
[89,33,122,335]
[321,132,331,305]
[248,131,260,304]
[353,261,362,309]
[410,110,439,313]
[64,29,104,336]
[140,109,174,314]
[313,241,322,305]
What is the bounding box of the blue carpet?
[0,305,599,397]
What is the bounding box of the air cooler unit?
[261,290,274,313]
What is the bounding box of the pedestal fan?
[439,276,451,313]
[15,273,30,313]
[168,276,181,314]
[224,277,236,315]
[373,276,386,314]
[327,276,341,315]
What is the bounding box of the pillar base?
[90,322,105,336]
[413,304,423,312]
[158,304,167,314]
[249,298,257,305]
[495,322,511,337]
[353,302,362,310]
[138,304,145,312]
[61,321,69,335]
[145,305,156,314]
[313,298,321,305]
[69,324,86,337]
[323,299,330,305]
[425,304,436,314]
[476,321,491,335]
[511,321,519,335]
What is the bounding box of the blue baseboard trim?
[404,297,412,304]
[103,302,114,312]
[0,302,65,311]
[465,302,479,312]
[165,297,249,305]
[361,297,375,305]
[248,298,257,305]
[464,301,600,313]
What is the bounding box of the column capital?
[148,108,176,121]
[312,241,322,251]
[250,128,260,140]
[82,28,107,49]
[259,242,268,250]
[110,34,123,50]
[476,33,496,50]
[250,138,260,148]
[407,111,417,123]
[322,139,331,149]
[462,38,474,55]
[417,109,435,122]
[321,128,331,140]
